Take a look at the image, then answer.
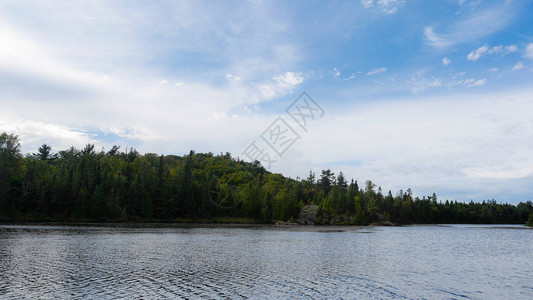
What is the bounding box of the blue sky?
[1,0,533,203]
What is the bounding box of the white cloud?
[256,71,304,100]
[489,67,499,72]
[467,45,488,61]
[361,0,404,14]
[432,78,443,87]
[407,76,443,93]
[424,27,453,48]
[284,89,533,202]
[0,23,116,92]
[463,166,533,179]
[525,43,533,60]
[273,71,305,88]
[0,1,311,157]
[424,5,516,48]
[0,14,305,157]
[487,45,502,55]
[512,61,524,70]
[377,0,404,14]
[442,57,451,66]
[507,45,518,53]
[487,44,517,55]
[366,67,387,75]
[0,115,98,152]
[460,78,486,87]
[333,67,341,77]
[469,79,486,87]
[467,44,516,61]
[343,74,356,81]
[361,0,373,9]
[225,73,243,81]
[408,74,487,92]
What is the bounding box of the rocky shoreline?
[298,205,400,226]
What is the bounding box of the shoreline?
[0,221,529,229]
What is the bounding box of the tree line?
[1,132,532,225]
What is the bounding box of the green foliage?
[0,133,22,218]
[33,144,55,161]
[0,131,532,225]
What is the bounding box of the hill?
[1,132,532,224]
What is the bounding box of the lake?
[0,224,531,299]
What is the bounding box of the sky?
[1,0,533,203]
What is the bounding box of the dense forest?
[1,132,533,225]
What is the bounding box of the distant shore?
[1,221,530,230]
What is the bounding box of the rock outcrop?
[298,205,319,225]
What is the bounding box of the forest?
[1,132,533,225]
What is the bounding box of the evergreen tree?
[1,131,532,225]
[34,144,55,161]
[318,169,334,194]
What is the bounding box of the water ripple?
[0,225,532,299]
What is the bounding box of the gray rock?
[298,205,319,225]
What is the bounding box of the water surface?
[0,224,531,299]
